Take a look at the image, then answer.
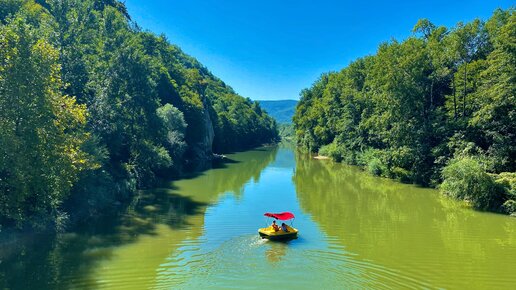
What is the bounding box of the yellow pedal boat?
[259,212,298,240]
[258,224,298,240]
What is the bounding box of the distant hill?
[257,100,298,124]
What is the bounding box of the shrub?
[392,167,412,183]
[357,148,378,166]
[495,172,516,198]
[367,158,384,176]
[494,172,516,214]
[356,148,388,176]
[440,156,505,211]
[502,200,516,215]
[319,141,343,162]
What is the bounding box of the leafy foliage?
[0,0,277,229]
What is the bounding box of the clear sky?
[124,0,513,101]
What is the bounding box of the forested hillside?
[0,0,278,230]
[258,100,298,124]
[294,9,515,214]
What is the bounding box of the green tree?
[0,18,90,228]
[470,12,516,173]
[157,103,187,168]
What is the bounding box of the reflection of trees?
[294,154,516,288]
[294,154,422,234]
[173,146,278,202]
[0,147,278,289]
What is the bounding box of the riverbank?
[313,155,330,160]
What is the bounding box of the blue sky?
[124,0,513,101]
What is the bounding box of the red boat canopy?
[264,212,295,220]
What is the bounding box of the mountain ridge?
[257,100,298,124]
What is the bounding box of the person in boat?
[271,220,280,232]
[281,222,289,232]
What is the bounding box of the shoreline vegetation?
[0,0,278,232]
[294,8,515,215]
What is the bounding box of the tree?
[470,12,516,172]
[0,18,90,229]
[157,103,187,167]
[413,18,436,39]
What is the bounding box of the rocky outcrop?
[186,98,214,168]
[200,99,215,158]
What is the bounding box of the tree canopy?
[0,0,278,229]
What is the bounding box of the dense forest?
[294,9,515,214]
[0,0,278,230]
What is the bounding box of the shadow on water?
[189,157,241,177]
[209,145,273,157]
[0,146,279,290]
[0,190,208,290]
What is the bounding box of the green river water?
[1,146,515,289]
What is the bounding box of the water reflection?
[294,154,516,289]
[172,146,278,203]
[265,240,290,264]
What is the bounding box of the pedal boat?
[258,212,298,240]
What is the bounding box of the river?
[1,145,515,289]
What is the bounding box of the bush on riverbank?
[318,141,344,162]
[496,172,516,214]
[440,156,506,211]
[278,123,296,141]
